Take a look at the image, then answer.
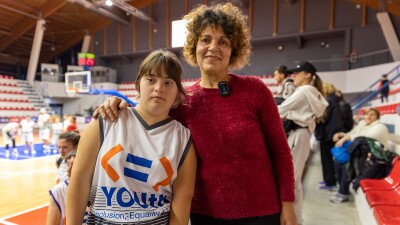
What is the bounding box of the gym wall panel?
[152,0,167,49]
[120,20,134,53]
[135,6,150,51]
[335,0,362,28]
[277,0,301,35]
[106,23,118,54]
[305,0,330,31]
[92,31,103,56]
[251,0,273,38]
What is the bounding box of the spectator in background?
[336,90,354,132]
[2,122,19,156]
[55,132,80,184]
[63,114,70,131]
[273,65,296,105]
[20,116,35,154]
[330,108,389,203]
[315,83,344,191]
[378,74,389,103]
[66,116,77,132]
[278,61,328,224]
[38,108,51,153]
[51,116,64,153]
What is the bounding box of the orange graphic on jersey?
[152,157,174,191]
[101,144,124,182]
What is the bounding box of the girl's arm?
[66,119,101,224]
[169,144,197,225]
[46,199,61,225]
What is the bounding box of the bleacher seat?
[366,186,400,207]
[373,205,400,225]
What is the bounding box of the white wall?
[319,61,400,93]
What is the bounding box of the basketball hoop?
[66,88,77,97]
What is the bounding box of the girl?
[67,50,197,225]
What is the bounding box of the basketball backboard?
[65,71,91,97]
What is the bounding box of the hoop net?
[66,88,78,97]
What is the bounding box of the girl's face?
[137,66,179,119]
[364,110,379,125]
[293,71,311,87]
[196,25,232,77]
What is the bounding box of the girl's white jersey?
[88,108,192,224]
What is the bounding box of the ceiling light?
[105,0,113,6]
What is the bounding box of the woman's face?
[293,71,311,87]
[196,25,232,77]
[364,110,379,125]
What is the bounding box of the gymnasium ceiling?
[0,0,399,68]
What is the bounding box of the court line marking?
[0,203,49,220]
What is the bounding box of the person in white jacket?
[330,107,389,203]
[278,61,328,225]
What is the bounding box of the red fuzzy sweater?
[171,74,295,219]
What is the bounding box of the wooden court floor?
[0,132,58,219]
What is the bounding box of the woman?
[67,50,197,224]
[278,61,328,225]
[316,83,345,190]
[94,3,296,225]
[330,108,389,203]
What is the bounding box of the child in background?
[2,122,19,156]
[20,116,35,154]
[52,116,64,153]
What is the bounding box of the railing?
[351,64,400,112]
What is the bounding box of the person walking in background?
[55,132,80,184]
[2,122,19,157]
[336,90,354,132]
[51,116,64,154]
[274,65,296,105]
[38,108,51,153]
[67,50,197,225]
[278,61,328,225]
[20,116,35,154]
[92,3,297,225]
[315,83,345,191]
[378,74,389,103]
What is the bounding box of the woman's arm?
[169,144,197,225]
[46,198,61,225]
[92,97,128,121]
[66,119,101,224]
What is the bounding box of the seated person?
[330,108,389,203]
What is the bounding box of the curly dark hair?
[182,2,251,70]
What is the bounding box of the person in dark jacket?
[316,83,345,190]
[379,74,389,103]
[336,90,354,132]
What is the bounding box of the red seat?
[360,157,400,192]
[366,186,400,207]
[373,205,400,225]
